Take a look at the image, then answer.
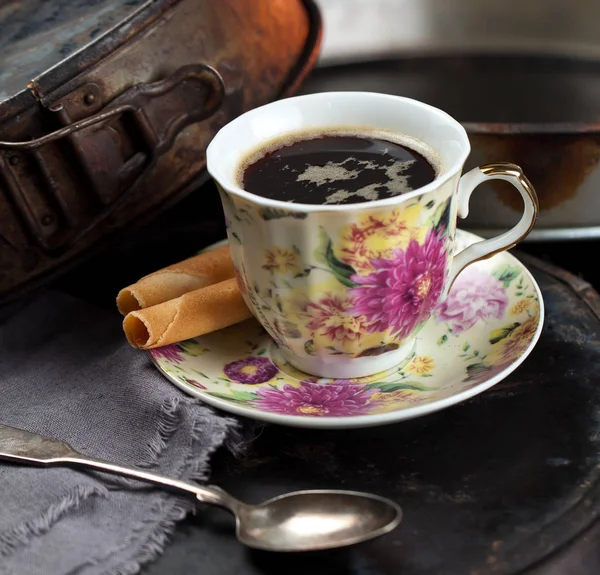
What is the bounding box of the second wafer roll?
[123,277,253,349]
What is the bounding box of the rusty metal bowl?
[0,0,322,302]
[304,0,600,241]
[301,53,600,242]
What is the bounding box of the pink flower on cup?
[253,379,378,416]
[224,356,278,384]
[349,229,447,338]
[436,268,508,334]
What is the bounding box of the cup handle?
[447,163,539,288]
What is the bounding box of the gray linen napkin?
[0,291,240,575]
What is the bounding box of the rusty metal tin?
[0,0,322,302]
[465,122,600,241]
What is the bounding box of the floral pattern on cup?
[349,228,447,339]
[151,233,543,420]
[227,195,453,364]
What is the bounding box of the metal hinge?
[0,64,224,255]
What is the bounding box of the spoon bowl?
[235,489,401,552]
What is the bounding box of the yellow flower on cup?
[370,389,421,413]
[487,316,539,365]
[336,205,425,274]
[407,355,435,376]
[262,247,301,275]
[510,299,530,316]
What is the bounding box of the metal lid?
[0,0,147,103]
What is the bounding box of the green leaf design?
[304,340,316,355]
[432,197,452,232]
[209,391,259,404]
[493,265,522,288]
[437,334,448,346]
[489,322,520,344]
[366,381,437,393]
[230,390,261,401]
[325,241,359,287]
[314,228,359,288]
[465,362,491,379]
[462,342,470,352]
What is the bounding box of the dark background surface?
[44,175,600,575]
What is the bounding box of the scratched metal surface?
[0,0,147,102]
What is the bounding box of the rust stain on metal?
[469,130,600,212]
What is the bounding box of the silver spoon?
[0,423,401,552]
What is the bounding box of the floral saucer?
[150,230,544,429]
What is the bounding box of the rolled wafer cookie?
[123,277,253,349]
[117,245,235,315]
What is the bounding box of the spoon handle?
[0,423,234,509]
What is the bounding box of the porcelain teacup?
[206,92,538,378]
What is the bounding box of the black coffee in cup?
[239,129,438,205]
